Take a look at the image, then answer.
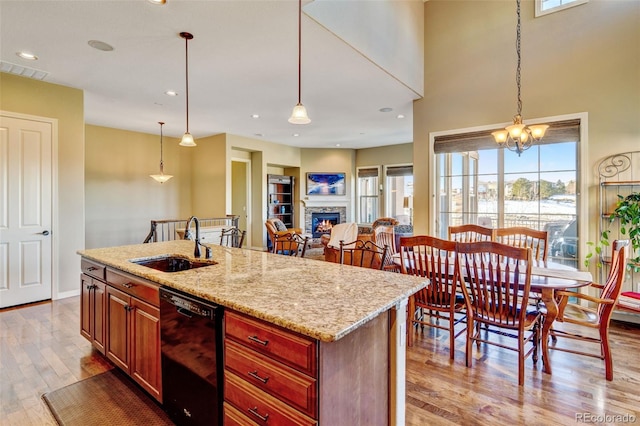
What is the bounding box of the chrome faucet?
[184,216,203,258]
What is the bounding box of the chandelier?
[492,0,548,156]
[150,122,173,183]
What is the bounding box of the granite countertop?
[78,240,427,342]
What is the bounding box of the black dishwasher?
[159,287,223,426]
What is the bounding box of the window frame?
[428,112,589,260]
[535,0,588,18]
[356,166,381,224]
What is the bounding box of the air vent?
[0,60,48,80]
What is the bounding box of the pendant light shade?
[288,0,311,125]
[150,121,173,183]
[492,0,548,156]
[179,32,196,147]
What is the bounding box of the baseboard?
[612,310,640,325]
[55,289,80,300]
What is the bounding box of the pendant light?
[179,32,196,146]
[288,0,311,124]
[150,122,173,183]
[492,0,548,156]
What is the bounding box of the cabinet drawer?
[225,340,317,418]
[81,258,105,281]
[224,402,259,426]
[225,372,317,426]
[106,268,159,307]
[225,311,317,377]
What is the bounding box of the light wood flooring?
[2,297,639,425]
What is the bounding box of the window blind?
[434,119,581,154]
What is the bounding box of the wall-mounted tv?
[306,173,346,195]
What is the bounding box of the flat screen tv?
[306,173,346,195]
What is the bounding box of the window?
[385,165,413,225]
[357,167,379,223]
[434,119,581,267]
[535,0,588,17]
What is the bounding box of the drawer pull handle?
[248,335,269,346]
[86,266,98,271]
[248,370,269,384]
[248,407,269,422]
[122,282,134,288]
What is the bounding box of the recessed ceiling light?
[16,51,38,61]
[147,0,166,4]
[336,144,341,147]
[292,133,299,137]
[397,114,405,119]
[251,114,260,119]
[165,90,178,96]
[88,40,114,52]
[255,133,264,137]
[379,107,393,113]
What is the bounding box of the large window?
[435,119,581,266]
[357,167,379,223]
[385,165,413,225]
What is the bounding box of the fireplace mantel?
[302,198,349,208]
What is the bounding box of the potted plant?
[586,192,640,270]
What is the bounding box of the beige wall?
[356,143,413,168]
[190,133,227,217]
[0,72,84,295]
[85,125,192,248]
[415,0,640,244]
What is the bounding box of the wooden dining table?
[393,253,593,374]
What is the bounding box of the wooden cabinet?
[224,310,317,425]
[223,310,391,425]
[80,258,162,402]
[80,274,106,354]
[268,174,295,228]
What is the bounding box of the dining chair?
[400,235,466,359]
[219,227,246,248]
[339,239,389,270]
[374,225,398,272]
[495,227,548,264]
[448,224,495,243]
[456,241,541,386]
[548,239,629,381]
[272,232,309,257]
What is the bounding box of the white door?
[0,114,53,308]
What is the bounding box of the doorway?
[0,112,54,308]
[231,159,250,248]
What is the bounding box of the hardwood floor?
[2,297,639,425]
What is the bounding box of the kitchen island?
[78,240,428,425]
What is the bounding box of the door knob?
[40,230,50,236]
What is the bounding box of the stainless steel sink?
[129,254,217,273]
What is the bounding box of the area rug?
[42,369,173,425]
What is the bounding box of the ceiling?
[0,0,422,149]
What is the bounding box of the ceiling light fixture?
[16,51,38,61]
[147,0,166,4]
[150,122,173,183]
[88,40,114,52]
[165,90,178,96]
[288,0,310,125]
[179,32,196,147]
[492,0,548,156]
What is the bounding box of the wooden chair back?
[456,241,532,328]
[551,239,628,381]
[373,225,396,255]
[400,235,464,358]
[339,239,389,270]
[495,226,548,264]
[272,232,309,257]
[448,224,495,243]
[220,227,246,248]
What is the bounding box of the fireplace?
[311,212,340,238]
